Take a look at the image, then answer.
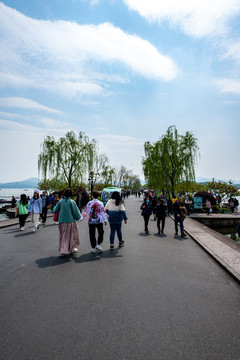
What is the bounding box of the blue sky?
[0,0,240,183]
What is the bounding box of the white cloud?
[213,78,240,95]
[96,133,144,152]
[0,119,41,133]
[0,71,34,88]
[95,133,144,176]
[123,0,240,37]
[0,111,27,119]
[223,39,240,64]
[0,2,178,100]
[39,117,72,129]
[0,97,63,114]
[0,122,144,181]
[58,81,105,98]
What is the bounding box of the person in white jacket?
[105,191,128,250]
[82,190,108,254]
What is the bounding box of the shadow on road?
[36,249,123,268]
[174,234,188,241]
[154,233,167,237]
[4,228,21,234]
[36,256,73,268]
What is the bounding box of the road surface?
[0,196,239,360]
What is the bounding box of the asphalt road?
[0,196,239,360]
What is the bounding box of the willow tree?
[85,140,109,187]
[142,126,199,194]
[101,165,115,187]
[38,131,96,188]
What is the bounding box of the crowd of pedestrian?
[140,192,187,237]
[14,188,128,257]
[13,187,239,256]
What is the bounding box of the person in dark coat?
[173,196,187,237]
[151,196,158,221]
[140,197,153,234]
[75,192,84,213]
[40,191,50,224]
[167,198,173,216]
[156,198,166,234]
[11,196,16,209]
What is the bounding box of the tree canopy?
[38,130,141,192]
[38,131,96,188]
[142,126,199,194]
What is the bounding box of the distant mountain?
[196,177,240,184]
[0,178,39,189]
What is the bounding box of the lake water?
[0,188,35,221]
[209,225,240,243]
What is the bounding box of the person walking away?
[53,188,82,257]
[167,198,173,216]
[185,196,191,215]
[140,197,153,234]
[105,191,128,250]
[16,194,29,230]
[52,193,60,211]
[40,191,50,225]
[156,198,166,234]
[28,190,42,233]
[151,196,158,221]
[205,200,211,215]
[173,197,187,237]
[11,196,16,209]
[82,190,108,254]
[75,192,83,213]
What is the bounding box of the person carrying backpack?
[82,190,108,254]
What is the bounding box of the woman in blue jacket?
[105,191,128,250]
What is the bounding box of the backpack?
[90,203,100,224]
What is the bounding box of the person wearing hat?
[28,190,42,233]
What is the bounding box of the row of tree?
[38,131,141,193]
[38,127,239,199]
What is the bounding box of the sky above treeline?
[0,0,240,183]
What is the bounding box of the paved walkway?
[2,207,239,282]
[0,212,54,228]
[0,196,239,360]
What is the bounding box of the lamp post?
[88,172,100,198]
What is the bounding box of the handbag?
[180,206,187,220]
[53,210,59,222]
